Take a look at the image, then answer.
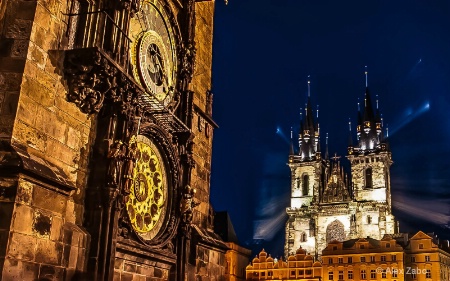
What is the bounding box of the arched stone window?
[301,232,307,242]
[365,167,373,188]
[326,220,345,243]
[302,174,309,196]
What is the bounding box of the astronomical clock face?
[130,0,177,106]
[126,135,168,241]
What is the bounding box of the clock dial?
[126,135,167,240]
[129,1,177,106]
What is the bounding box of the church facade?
[285,79,398,259]
[0,0,229,280]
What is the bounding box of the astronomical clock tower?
[0,0,226,280]
[285,79,397,259]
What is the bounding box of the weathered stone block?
[137,265,154,276]
[0,72,22,91]
[35,238,62,265]
[21,76,54,107]
[39,264,64,280]
[27,42,48,69]
[4,19,33,40]
[15,1,38,20]
[50,215,63,241]
[16,180,33,205]
[32,185,66,214]
[11,204,34,235]
[21,260,40,280]
[7,232,36,261]
[32,209,52,238]
[0,230,9,257]
[121,272,133,281]
[114,270,121,281]
[2,258,23,279]
[0,92,19,116]
[0,203,14,229]
[124,261,136,273]
[0,57,26,73]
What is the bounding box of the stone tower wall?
[0,0,93,279]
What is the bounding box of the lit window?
[303,174,309,196]
[338,257,343,264]
[367,215,372,224]
[425,256,430,262]
[426,269,431,278]
[370,256,375,262]
[365,168,373,188]
[348,270,353,279]
[392,269,398,278]
[348,257,353,263]
[301,232,307,242]
[392,255,397,261]
[361,269,366,279]
[328,258,333,264]
[381,255,386,262]
[361,256,366,262]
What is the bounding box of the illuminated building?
[245,248,323,280]
[322,235,405,281]
[285,75,397,258]
[0,0,236,280]
[403,231,450,281]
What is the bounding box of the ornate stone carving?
[180,185,199,234]
[179,42,197,91]
[64,50,119,114]
[326,220,346,243]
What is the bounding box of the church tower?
[285,72,397,259]
[347,80,396,239]
[285,78,325,257]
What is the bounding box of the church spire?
[298,76,320,161]
[289,127,294,155]
[352,68,389,154]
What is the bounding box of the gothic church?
[285,78,398,258]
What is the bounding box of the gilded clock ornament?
[125,135,168,241]
[129,0,177,107]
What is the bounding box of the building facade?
[246,248,323,280]
[248,232,450,280]
[285,78,397,258]
[0,0,229,280]
[322,235,405,281]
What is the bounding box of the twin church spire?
[290,68,390,162]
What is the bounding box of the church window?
[296,178,300,189]
[301,232,307,242]
[302,174,309,195]
[367,215,372,224]
[365,168,373,188]
[326,220,345,243]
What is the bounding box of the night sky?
[209,0,450,256]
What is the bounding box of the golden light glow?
[126,136,167,240]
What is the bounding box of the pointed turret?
[349,68,389,155]
[298,77,320,161]
[289,127,295,155]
